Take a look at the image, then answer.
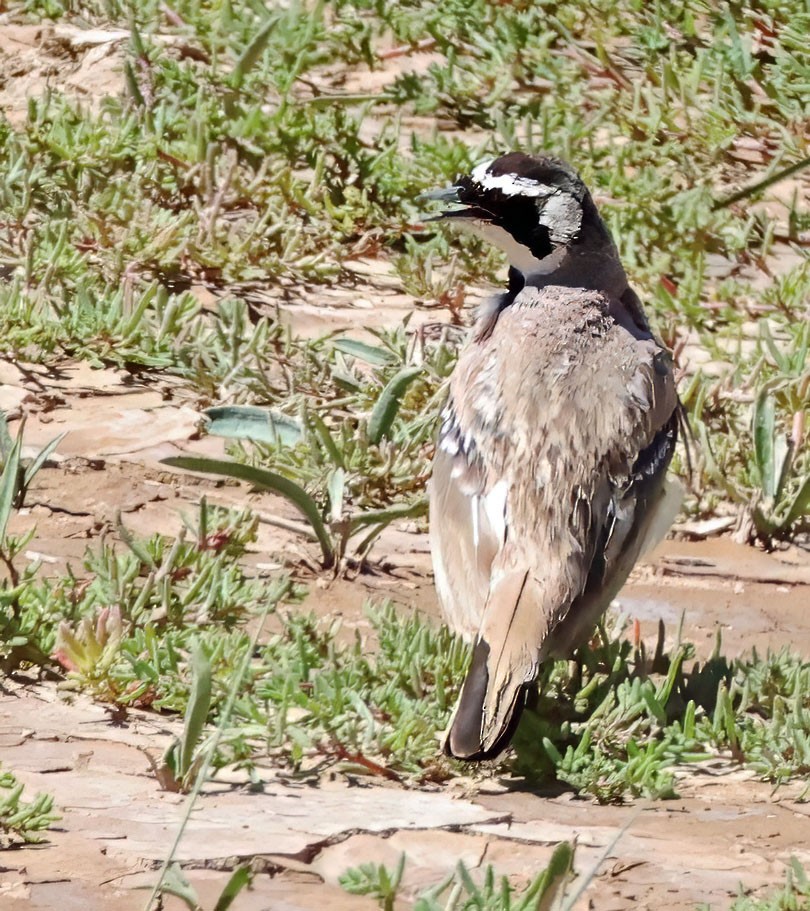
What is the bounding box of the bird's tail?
[444,569,549,760]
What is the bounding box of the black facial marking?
[456,176,556,260]
[453,154,587,261]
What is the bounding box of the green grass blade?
[145,577,280,910]
[180,642,212,780]
[231,16,277,89]
[306,410,345,469]
[0,429,23,543]
[532,841,574,911]
[772,434,793,503]
[367,366,422,444]
[784,475,810,530]
[753,390,776,499]
[0,413,14,461]
[713,153,810,209]
[212,865,253,911]
[22,432,67,490]
[760,321,788,372]
[327,468,346,523]
[558,813,639,911]
[348,498,427,533]
[162,456,334,567]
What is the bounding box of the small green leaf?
[753,389,776,499]
[368,366,422,444]
[332,338,398,366]
[205,406,303,446]
[155,862,201,910]
[213,865,253,911]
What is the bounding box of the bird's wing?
[437,289,679,759]
[430,406,502,641]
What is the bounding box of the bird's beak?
[419,185,463,204]
[417,185,473,222]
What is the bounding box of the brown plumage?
[427,154,679,760]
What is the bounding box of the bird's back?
[430,285,678,758]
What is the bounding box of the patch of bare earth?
[0,22,129,126]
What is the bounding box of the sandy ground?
[2,17,810,911]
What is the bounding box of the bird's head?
[424,153,595,283]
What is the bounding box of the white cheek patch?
[439,435,459,456]
[539,192,583,243]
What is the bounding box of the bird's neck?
[521,248,628,299]
[476,215,650,341]
[521,202,630,300]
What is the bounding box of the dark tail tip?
[444,639,527,761]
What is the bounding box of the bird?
[425,152,680,761]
